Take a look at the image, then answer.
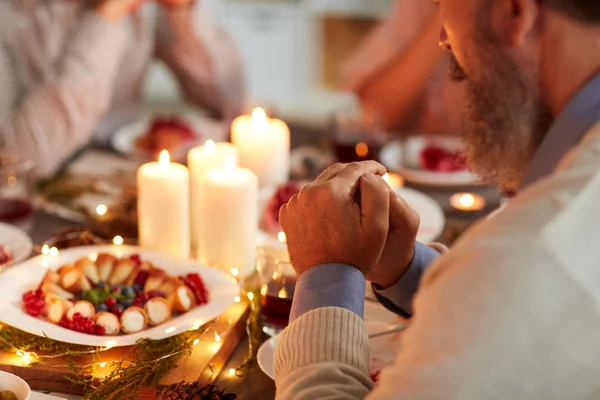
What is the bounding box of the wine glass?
[0,153,35,231]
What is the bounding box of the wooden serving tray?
[0,301,250,398]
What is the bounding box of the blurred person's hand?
[279,161,389,277]
[95,0,145,21]
[366,188,420,288]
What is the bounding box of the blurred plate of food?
[380,136,480,187]
[0,223,33,269]
[111,114,228,162]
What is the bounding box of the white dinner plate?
[111,114,228,161]
[0,245,239,347]
[396,188,445,243]
[258,315,402,381]
[380,137,480,188]
[0,223,33,265]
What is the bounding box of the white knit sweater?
[275,122,600,399]
[0,0,244,176]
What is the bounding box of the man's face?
[437,0,552,187]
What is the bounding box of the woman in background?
[0,0,244,176]
[343,0,462,135]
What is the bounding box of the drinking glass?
[331,104,386,163]
[0,154,35,231]
[256,243,296,336]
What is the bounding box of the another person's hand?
[95,0,145,21]
[366,189,420,288]
[279,161,390,277]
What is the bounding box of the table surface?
[25,123,501,399]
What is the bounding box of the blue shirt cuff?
[290,264,366,323]
[373,242,440,318]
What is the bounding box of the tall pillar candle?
[198,159,258,277]
[188,140,239,254]
[231,108,290,188]
[137,150,190,258]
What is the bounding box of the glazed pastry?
[120,307,148,334]
[95,312,121,336]
[40,269,60,287]
[168,285,195,313]
[67,300,95,320]
[44,294,73,324]
[96,253,117,282]
[144,268,166,293]
[158,276,183,296]
[41,281,74,300]
[109,258,136,285]
[59,265,84,293]
[78,275,92,291]
[76,257,99,283]
[144,297,171,326]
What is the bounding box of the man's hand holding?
[279,161,390,277]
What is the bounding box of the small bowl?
[0,371,31,400]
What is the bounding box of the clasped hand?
[279,161,420,289]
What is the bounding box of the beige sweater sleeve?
[156,5,245,120]
[274,213,569,399]
[0,9,127,177]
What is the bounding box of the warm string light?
[230,268,240,278]
[96,204,108,217]
[112,235,124,246]
[49,247,59,257]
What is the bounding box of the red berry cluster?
[59,313,105,335]
[0,245,12,265]
[182,273,209,305]
[22,289,45,317]
[419,145,466,172]
[133,292,150,308]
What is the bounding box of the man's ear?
[487,0,539,46]
[507,0,540,46]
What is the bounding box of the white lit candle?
[231,108,290,188]
[188,140,239,254]
[450,192,486,211]
[198,157,259,277]
[137,150,190,258]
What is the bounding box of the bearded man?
[275,0,600,398]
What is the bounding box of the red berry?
[129,254,142,267]
[105,297,117,308]
[147,290,165,299]
[94,325,106,336]
[110,304,124,318]
[133,270,149,286]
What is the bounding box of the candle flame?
[278,286,288,299]
[96,204,108,216]
[158,150,170,167]
[460,194,475,208]
[251,107,268,132]
[277,231,287,243]
[204,139,216,154]
[112,236,124,246]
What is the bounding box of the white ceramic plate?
[0,245,239,347]
[111,114,227,161]
[0,370,31,400]
[380,137,480,187]
[0,223,33,265]
[397,188,445,243]
[258,316,402,381]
